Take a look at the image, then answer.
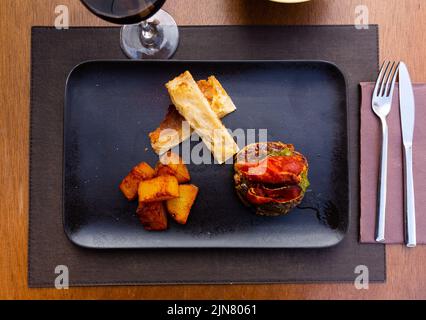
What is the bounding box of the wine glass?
[81,0,179,59]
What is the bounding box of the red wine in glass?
[81,0,179,59]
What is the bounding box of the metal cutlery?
[399,62,416,248]
[372,61,399,243]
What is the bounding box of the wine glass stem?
[140,21,158,47]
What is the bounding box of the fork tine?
[382,61,396,96]
[374,61,388,97]
[387,62,400,98]
[380,61,393,96]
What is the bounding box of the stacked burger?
[234,142,310,216]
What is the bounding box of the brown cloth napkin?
[360,82,426,243]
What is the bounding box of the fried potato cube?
[156,151,190,183]
[136,202,168,231]
[166,184,199,225]
[120,162,156,200]
[138,175,179,202]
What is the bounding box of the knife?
[399,62,416,248]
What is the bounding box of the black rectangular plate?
[64,60,349,249]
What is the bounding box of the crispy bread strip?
[149,76,236,155]
[197,76,236,118]
[149,106,189,154]
[165,71,239,164]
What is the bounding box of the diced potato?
[156,151,190,183]
[120,162,156,200]
[138,175,179,203]
[166,184,199,224]
[136,202,168,231]
[133,162,156,179]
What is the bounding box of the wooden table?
[1,0,426,300]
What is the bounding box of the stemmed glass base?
[120,9,179,59]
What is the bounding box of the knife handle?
[375,118,388,243]
[403,145,416,247]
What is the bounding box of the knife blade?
[398,62,416,247]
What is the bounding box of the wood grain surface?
[1,0,426,299]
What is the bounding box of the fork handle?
[403,145,416,247]
[375,118,388,243]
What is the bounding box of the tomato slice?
[246,185,302,205]
[235,155,306,184]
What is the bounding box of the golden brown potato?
[120,162,156,200]
[136,202,168,231]
[156,151,190,183]
[166,184,199,224]
[138,175,179,203]
[133,162,156,179]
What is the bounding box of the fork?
[372,61,399,243]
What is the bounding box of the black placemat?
[29,26,384,287]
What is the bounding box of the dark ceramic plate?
[63,60,349,249]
